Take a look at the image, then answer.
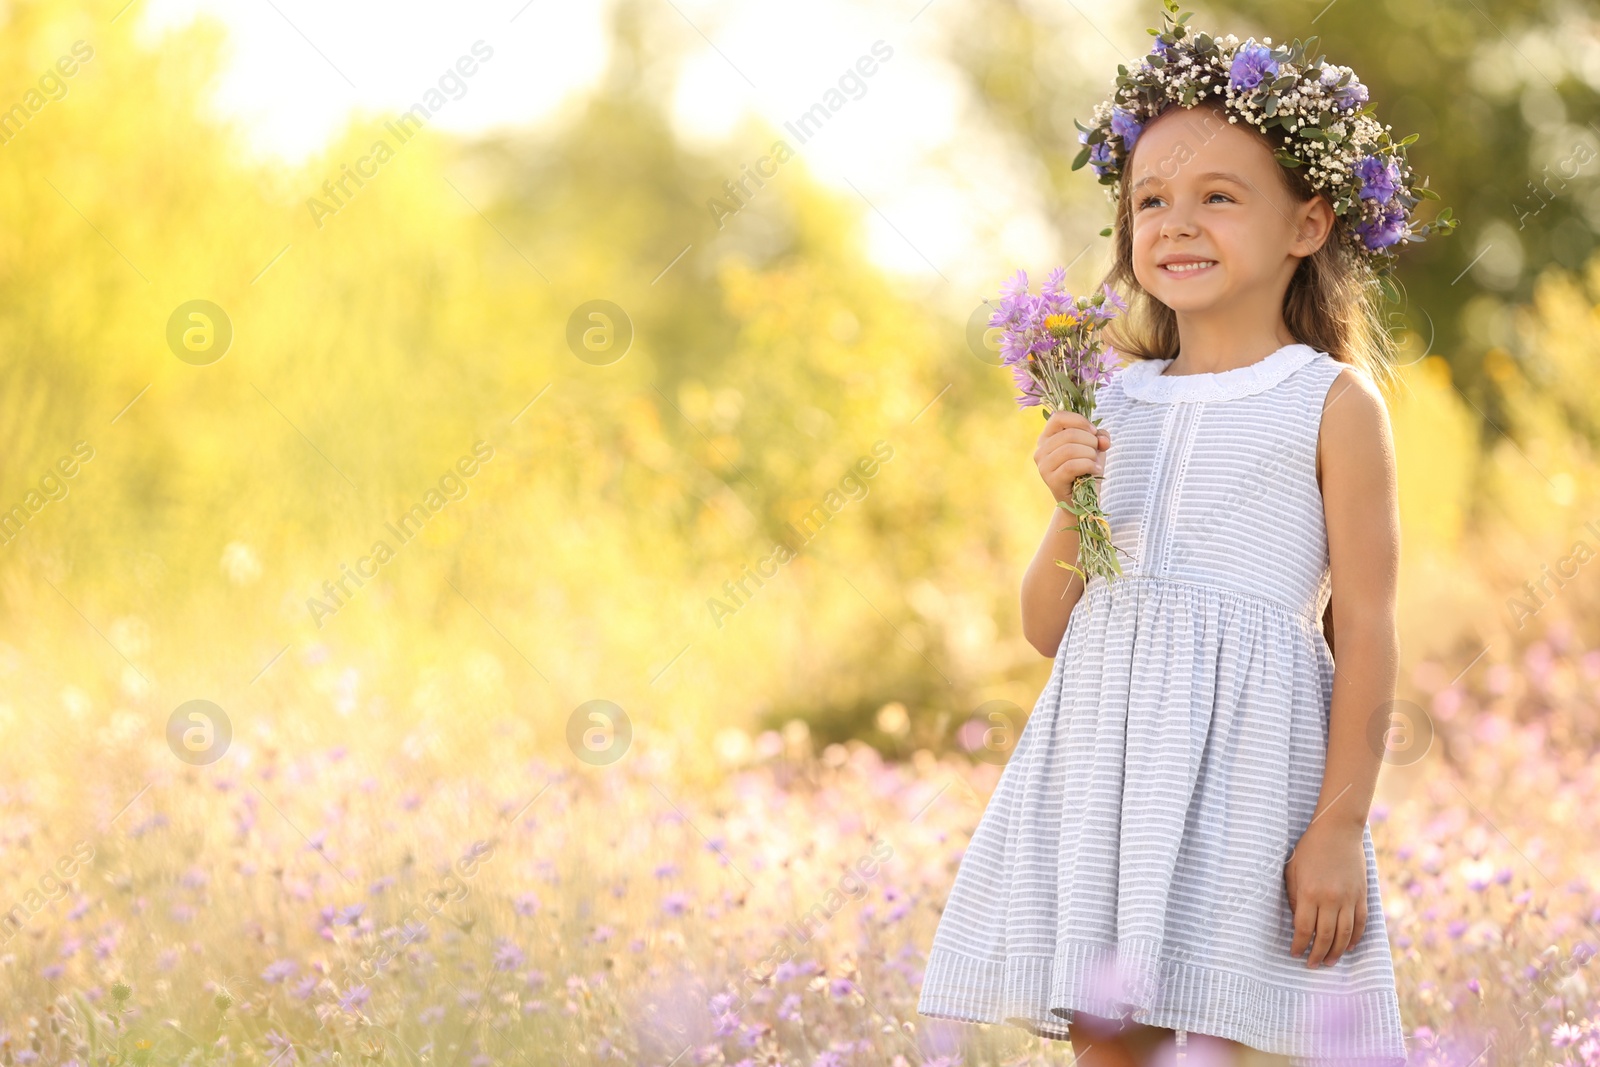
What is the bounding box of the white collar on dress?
[1117,343,1327,404]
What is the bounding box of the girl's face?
[1124,104,1331,315]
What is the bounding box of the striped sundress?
[917,343,1407,1066]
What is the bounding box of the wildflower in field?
[261,959,297,984]
[492,939,526,971]
[338,984,370,1012]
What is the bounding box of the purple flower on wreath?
[1078,129,1115,178]
[1354,201,1409,250]
[1319,67,1369,111]
[1229,41,1278,92]
[1355,155,1400,202]
[1109,106,1143,151]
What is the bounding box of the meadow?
[3,0,1600,1063]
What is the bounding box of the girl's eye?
[1136,191,1234,210]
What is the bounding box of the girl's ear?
[1292,194,1336,258]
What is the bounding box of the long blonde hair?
[1097,99,1398,392]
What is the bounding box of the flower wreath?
[1072,0,1457,273]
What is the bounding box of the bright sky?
[136,0,1132,307]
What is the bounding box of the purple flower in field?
[68,896,92,921]
[1354,155,1400,202]
[811,1051,846,1067]
[591,925,615,943]
[1230,41,1278,91]
[828,977,855,999]
[338,903,366,926]
[291,974,319,1001]
[654,862,680,879]
[1109,106,1142,151]
[492,939,526,972]
[662,892,689,916]
[338,984,371,1012]
[777,993,802,1021]
[419,1004,445,1025]
[1554,1024,1584,1047]
[1447,920,1469,940]
[180,867,208,889]
[369,876,395,896]
[513,892,541,916]
[712,1011,740,1038]
[261,958,297,984]
[41,964,64,981]
[15,1051,39,1066]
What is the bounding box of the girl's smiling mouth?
[1160,258,1218,276]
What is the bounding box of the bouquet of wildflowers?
[991,267,1128,584]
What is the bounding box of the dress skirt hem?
[918,940,1406,1067]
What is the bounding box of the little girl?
[918,8,1455,1067]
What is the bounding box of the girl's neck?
[1167,316,1299,376]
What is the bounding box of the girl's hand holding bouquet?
[991,266,1129,584]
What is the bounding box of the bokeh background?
[2,0,1599,1063]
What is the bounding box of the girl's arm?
[1286,366,1400,969]
[1021,410,1110,657]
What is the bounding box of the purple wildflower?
[828,977,855,998]
[492,938,526,972]
[1109,106,1142,151]
[1354,155,1400,201]
[261,958,298,984]
[1319,67,1369,111]
[1229,41,1278,92]
[1354,201,1409,250]
[662,892,689,916]
[338,983,371,1012]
